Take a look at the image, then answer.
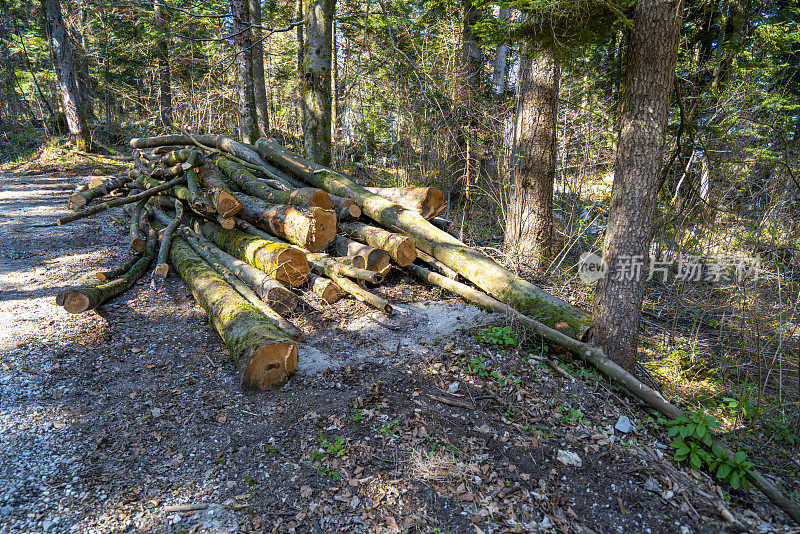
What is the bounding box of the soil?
[1,163,798,533]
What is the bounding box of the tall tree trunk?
[44,0,89,149]
[590,0,682,372]
[77,9,95,122]
[492,7,509,96]
[154,0,173,126]
[230,0,259,144]
[302,0,334,166]
[249,0,269,136]
[504,45,559,272]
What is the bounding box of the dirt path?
[0,168,796,533]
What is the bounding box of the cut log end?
[69,194,87,207]
[347,204,361,219]
[61,290,91,314]
[308,190,335,210]
[382,304,393,316]
[215,191,242,218]
[217,216,235,230]
[264,286,302,316]
[394,240,417,267]
[242,342,298,390]
[275,248,311,287]
[365,249,391,272]
[131,237,146,253]
[95,272,108,282]
[154,263,170,277]
[305,209,337,252]
[309,275,345,304]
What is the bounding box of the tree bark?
[249,0,269,136]
[230,0,259,144]
[154,0,173,126]
[44,0,90,150]
[302,0,334,165]
[364,187,445,219]
[254,137,591,335]
[170,236,297,389]
[308,273,344,304]
[504,44,559,272]
[197,162,243,217]
[590,0,682,372]
[492,7,510,95]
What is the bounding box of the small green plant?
[466,356,489,378]
[378,419,399,436]
[721,393,756,421]
[476,326,517,348]
[246,476,258,487]
[316,466,340,480]
[663,409,755,490]
[319,437,346,457]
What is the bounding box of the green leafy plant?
[721,393,756,420]
[319,437,346,457]
[663,409,754,490]
[466,356,489,378]
[476,326,517,347]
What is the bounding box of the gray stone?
[615,415,635,434]
[557,449,582,467]
[0,505,13,517]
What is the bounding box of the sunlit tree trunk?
[230,0,259,144]
[504,45,559,272]
[249,0,269,136]
[154,0,173,126]
[590,0,683,372]
[301,0,334,166]
[44,0,89,149]
[492,7,509,96]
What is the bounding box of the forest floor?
[1,156,799,534]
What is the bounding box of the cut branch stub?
[169,236,297,389]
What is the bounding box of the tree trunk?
[44,0,89,149]
[492,7,510,96]
[308,273,344,304]
[590,0,682,372]
[332,235,391,272]
[197,162,243,217]
[504,45,560,272]
[170,236,297,389]
[249,0,269,136]
[339,222,417,267]
[255,138,590,335]
[230,0,259,144]
[302,0,334,165]
[364,187,446,219]
[154,0,173,126]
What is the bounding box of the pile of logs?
[56,132,588,390]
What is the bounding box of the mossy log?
[332,235,390,272]
[216,157,333,209]
[95,253,142,282]
[134,172,216,218]
[309,258,391,314]
[308,273,344,304]
[153,160,193,179]
[57,175,186,225]
[233,192,336,252]
[196,220,310,287]
[254,137,590,336]
[365,186,446,219]
[306,253,383,284]
[58,228,157,313]
[186,226,301,316]
[179,228,303,341]
[69,174,131,207]
[153,199,184,278]
[415,249,458,279]
[197,162,242,217]
[162,148,204,167]
[129,197,149,252]
[330,193,361,221]
[339,222,416,267]
[169,236,298,389]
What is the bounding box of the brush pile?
[56,132,588,390]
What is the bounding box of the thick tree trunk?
[255,138,590,335]
[44,0,89,150]
[58,228,157,313]
[504,45,559,272]
[590,0,682,372]
[302,0,334,165]
[232,192,336,251]
[197,220,310,287]
[249,0,269,136]
[154,0,173,126]
[339,222,417,267]
[170,236,297,389]
[230,0,259,144]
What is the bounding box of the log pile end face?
[242,343,298,390]
[304,208,337,252]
